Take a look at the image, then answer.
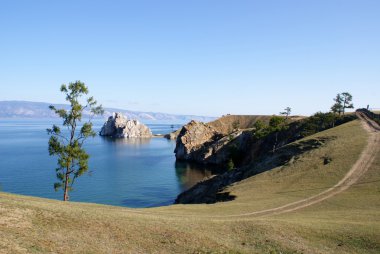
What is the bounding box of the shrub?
[226,159,235,171]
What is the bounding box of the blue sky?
[0,0,379,116]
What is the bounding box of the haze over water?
[0,119,212,207]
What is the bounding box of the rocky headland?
[174,113,357,204]
[100,112,153,138]
[174,115,275,166]
[174,120,251,165]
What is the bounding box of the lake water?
[0,119,213,207]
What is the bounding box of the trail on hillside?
[219,111,380,217]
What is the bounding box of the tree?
[268,116,286,131]
[251,116,288,152]
[341,92,354,114]
[268,116,287,153]
[280,107,291,120]
[331,94,343,116]
[252,120,268,139]
[331,92,354,115]
[47,81,104,201]
[253,120,266,131]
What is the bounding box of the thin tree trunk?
[63,170,69,201]
[64,119,75,202]
[343,101,346,115]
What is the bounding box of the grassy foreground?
[1,120,379,253]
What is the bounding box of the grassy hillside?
[1,119,379,253]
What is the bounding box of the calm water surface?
[0,119,212,207]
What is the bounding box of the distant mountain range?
[0,101,216,123]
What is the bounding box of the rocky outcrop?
[173,115,278,166]
[174,120,218,161]
[100,112,152,138]
[164,129,181,140]
[174,120,251,165]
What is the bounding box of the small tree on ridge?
[280,107,291,120]
[331,94,343,116]
[331,92,354,115]
[341,92,354,114]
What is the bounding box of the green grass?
[1,120,379,253]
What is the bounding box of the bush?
[252,116,287,140]
[300,112,356,137]
[226,159,235,171]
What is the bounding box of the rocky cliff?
[100,112,153,138]
[174,120,218,160]
[174,117,263,166]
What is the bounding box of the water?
[0,119,213,207]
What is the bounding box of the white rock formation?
[100,112,153,138]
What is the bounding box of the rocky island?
[100,112,153,138]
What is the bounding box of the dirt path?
[220,112,380,218]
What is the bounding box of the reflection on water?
[175,161,214,190]
[100,136,152,146]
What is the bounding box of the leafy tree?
[47,81,104,201]
[268,116,286,131]
[280,107,291,120]
[268,116,287,153]
[309,112,335,131]
[341,92,354,114]
[331,94,343,116]
[331,103,343,116]
[251,116,288,152]
[252,117,287,142]
[253,120,266,130]
[331,92,354,115]
[252,120,269,139]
